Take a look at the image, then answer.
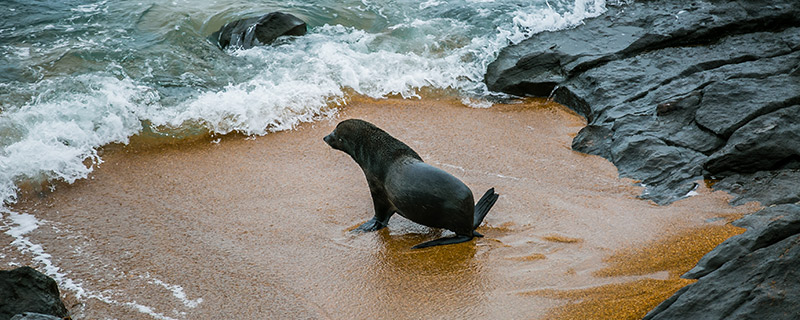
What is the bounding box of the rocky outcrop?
[714,170,800,206]
[644,204,800,319]
[484,0,800,318]
[0,267,69,319]
[684,204,800,279]
[485,0,800,205]
[210,12,307,50]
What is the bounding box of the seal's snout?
[325,133,341,150]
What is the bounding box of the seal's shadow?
[332,216,480,273]
[373,217,479,272]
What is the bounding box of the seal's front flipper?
[354,217,387,232]
[412,235,473,249]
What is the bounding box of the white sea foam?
[419,0,444,9]
[125,301,179,320]
[164,0,608,136]
[1,208,195,319]
[0,0,609,208]
[4,210,39,239]
[0,75,155,206]
[504,0,607,44]
[3,209,88,299]
[144,274,204,309]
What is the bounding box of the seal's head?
[323,119,375,153]
[325,119,421,169]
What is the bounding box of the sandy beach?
[1,97,759,319]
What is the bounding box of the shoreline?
[2,97,760,319]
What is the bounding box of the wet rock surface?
[0,267,69,320]
[644,205,800,320]
[210,12,307,50]
[485,0,800,318]
[10,313,65,320]
[485,0,800,205]
[683,204,800,280]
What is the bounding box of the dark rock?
[0,267,69,319]
[714,169,800,206]
[210,12,307,50]
[695,77,800,138]
[607,134,705,203]
[652,91,724,154]
[683,204,800,279]
[485,0,800,204]
[705,105,800,175]
[10,313,65,320]
[571,125,613,159]
[644,205,800,320]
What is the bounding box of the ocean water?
[0,0,607,206]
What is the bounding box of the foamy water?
[0,0,608,208]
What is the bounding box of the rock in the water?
[0,267,69,319]
[11,313,65,320]
[210,12,307,50]
[485,0,800,205]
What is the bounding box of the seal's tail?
[473,188,499,229]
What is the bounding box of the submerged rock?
[210,12,307,50]
[485,0,800,205]
[0,267,69,319]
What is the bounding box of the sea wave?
[0,75,155,204]
[0,0,608,207]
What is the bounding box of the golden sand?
[531,220,748,319]
[508,253,548,261]
[543,234,585,244]
[2,97,760,319]
[597,222,746,278]
[534,279,695,320]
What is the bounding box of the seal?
[324,119,499,249]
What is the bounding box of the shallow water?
[1,98,759,319]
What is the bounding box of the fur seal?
[324,119,499,249]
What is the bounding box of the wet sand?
[2,97,759,319]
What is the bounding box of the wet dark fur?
[324,119,499,249]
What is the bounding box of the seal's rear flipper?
[412,235,473,249]
[473,188,499,229]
